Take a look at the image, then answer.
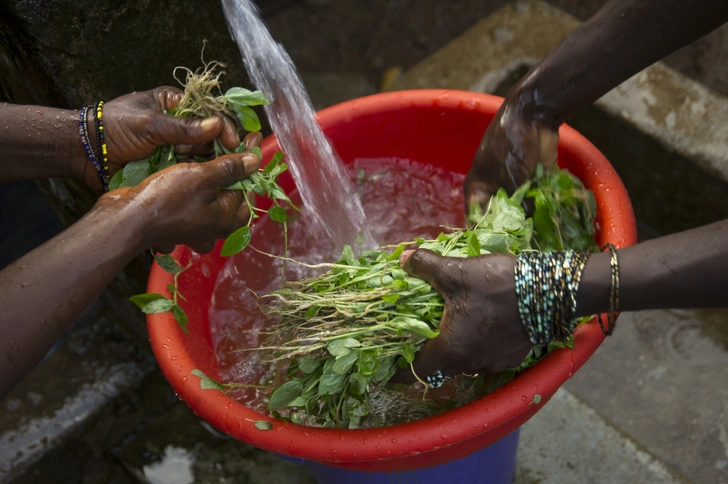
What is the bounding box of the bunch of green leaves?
[128,62,296,330]
[528,164,597,252]
[109,61,296,256]
[252,166,598,429]
[108,84,272,192]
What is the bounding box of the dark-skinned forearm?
[0,103,91,184]
[576,219,728,318]
[515,0,728,128]
[0,202,148,398]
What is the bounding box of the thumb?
[463,178,494,216]
[152,113,226,146]
[400,249,456,296]
[204,153,260,188]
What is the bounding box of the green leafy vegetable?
[269,381,303,411]
[246,166,597,429]
[221,226,252,257]
[110,60,295,257]
[173,304,188,334]
[130,293,174,314]
[269,206,288,223]
[253,420,274,431]
[191,369,267,392]
[155,254,182,274]
[225,87,271,107]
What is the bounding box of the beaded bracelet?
[597,244,620,335]
[94,101,110,190]
[514,251,590,346]
[78,106,107,191]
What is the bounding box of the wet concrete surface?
[113,403,315,484]
[516,388,690,483]
[567,106,728,236]
[0,300,157,482]
[565,309,728,484]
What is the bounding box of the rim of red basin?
[146,89,637,472]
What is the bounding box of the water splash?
[221,0,375,251]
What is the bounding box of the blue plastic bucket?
[284,429,520,484]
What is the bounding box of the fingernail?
[242,154,260,173]
[201,117,220,132]
[176,144,192,155]
[538,130,559,167]
[399,250,415,266]
[243,131,263,149]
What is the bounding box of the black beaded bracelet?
[78,106,107,190]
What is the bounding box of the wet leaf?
[254,420,274,431]
[269,381,303,411]
[401,343,416,364]
[349,373,369,394]
[225,87,270,106]
[221,226,251,256]
[263,151,284,172]
[137,296,174,315]
[155,254,182,274]
[129,293,167,309]
[173,305,188,334]
[119,159,151,188]
[108,170,124,191]
[327,338,361,357]
[288,396,308,408]
[234,105,261,132]
[191,369,224,391]
[466,231,481,257]
[157,145,177,171]
[332,351,359,375]
[298,356,322,374]
[269,206,288,223]
[391,317,439,339]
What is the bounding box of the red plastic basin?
[146,90,637,473]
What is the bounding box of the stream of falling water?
[221,0,375,251]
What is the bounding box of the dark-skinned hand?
[74,86,242,191]
[98,147,260,255]
[463,92,559,213]
[391,249,533,384]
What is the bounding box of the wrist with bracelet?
[514,244,620,346]
[77,101,110,191]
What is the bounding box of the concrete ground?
[2,1,728,483]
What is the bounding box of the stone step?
[516,388,689,484]
[0,300,160,483]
